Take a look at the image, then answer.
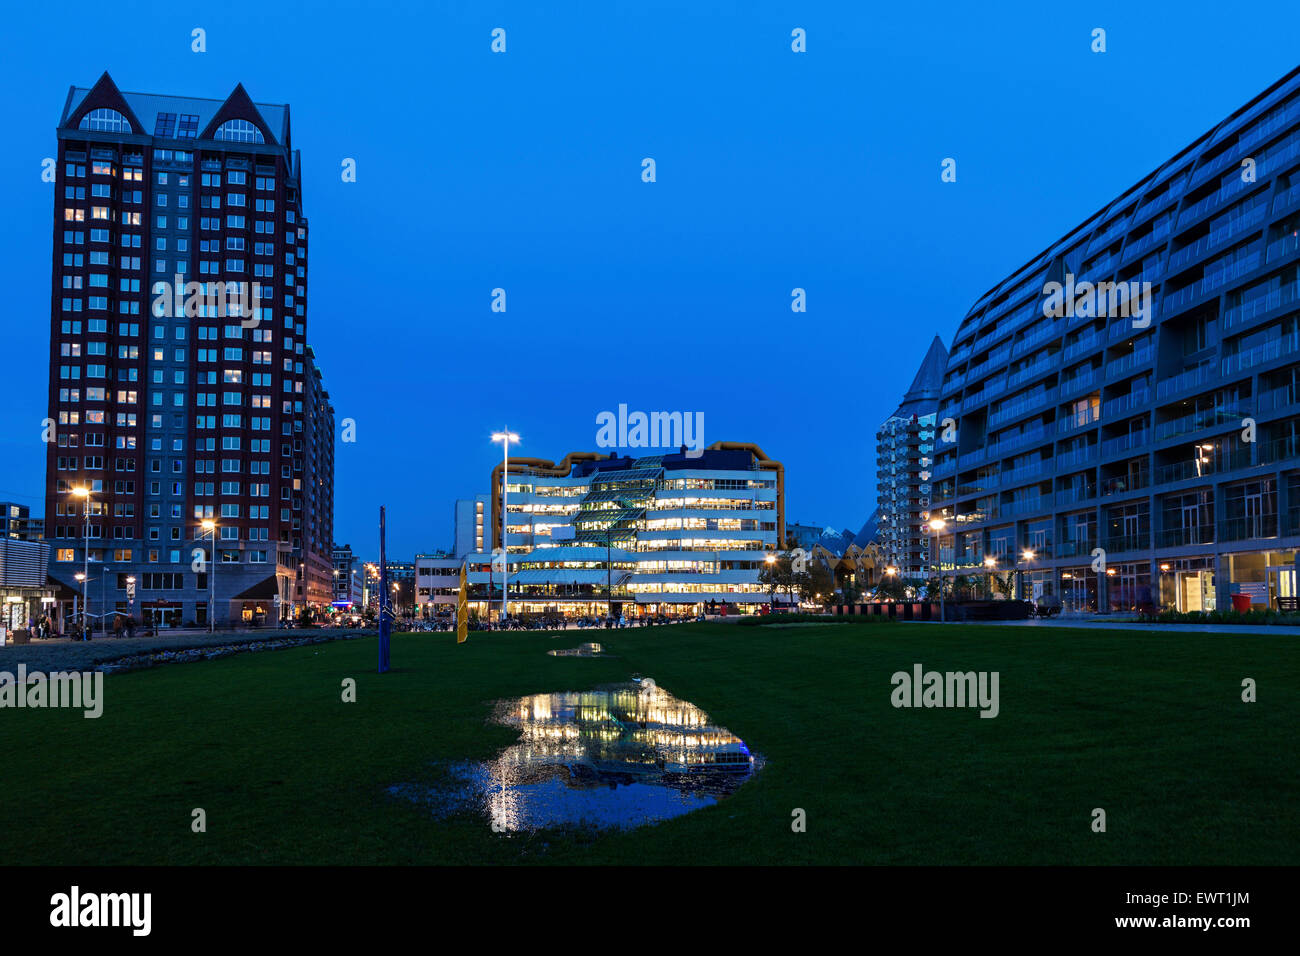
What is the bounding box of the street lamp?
[101,565,112,634]
[928,517,947,622]
[202,519,217,632]
[491,429,520,622]
[73,572,87,640]
[1018,548,1036,604]
[765,553,777,615]
[126,575,136,624]
[70,486,92,633]
[983,555,997,599]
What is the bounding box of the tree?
[796,563,835,606]
[840,576,864,605]
[874,574,907,602]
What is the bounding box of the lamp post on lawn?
[202,519,218,632]
[101,566,112,635]
[74,572,86,639]
[492,429,520,622]
[765,553,777,615]
[70,486,93,633]
[1019,548,1036,604]
[928,517,947,622]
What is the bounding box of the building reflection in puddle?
[544,643,607,657]
[400,679,761,832]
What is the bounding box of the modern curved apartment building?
[460,443,784,618]
[930,65,1300,613]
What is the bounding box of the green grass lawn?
[4,622,1295,865]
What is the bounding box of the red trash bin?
[1230,593,1252,612]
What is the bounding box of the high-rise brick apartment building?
[45,72,334,627]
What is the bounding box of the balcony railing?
[1218,515,1278,542]
[1101,533,1149,554]
[1222,278,1300,331]
[1155,363,1216,400]
[1101,430,1150,456]
[1055,486,1098,507]
[1222,333,1300,376]
[1101,391,1151,418]
[1056,539,1099,558]
[1155,526,1215,547]
[1101,473,1149,497]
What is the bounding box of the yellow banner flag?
[456,561,469,644]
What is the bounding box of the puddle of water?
[545,642,607,657]
[393,679,761,832]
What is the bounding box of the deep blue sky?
[2,2,1298,558]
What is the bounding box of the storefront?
[141,600,184,629]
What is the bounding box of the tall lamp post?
[1019,548,1036,604]
[71,486,93,634]
[765,553,777,615]
[201,519,217,632]
[928,517,947,622]
[491,429,520,622]
[101,566,112,633]
[74,572,87,639]
[983,555,997,599]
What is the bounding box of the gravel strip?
[0,629,370,673]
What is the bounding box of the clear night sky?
[3,1,1298,558]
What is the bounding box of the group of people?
[24,613,137,641]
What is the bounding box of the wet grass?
[3,622,1295,865]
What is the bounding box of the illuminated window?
[213,119,264,144]
[79,108,132,133]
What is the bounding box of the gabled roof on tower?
[890,335,949,420]
[61,72,291,147]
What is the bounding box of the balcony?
[1155,363,1216,400]
[1101,533,1149,554]
[1063,334,1102,361]
[1105,348,1155,380]
[1156,526,1215,547]
[1264,231,1300,265]
[1273,181,1300,215]
[1120,223,1171,263]
[1056,539,1098,558]
[1055,486,1098,507]
[1155,407,1247,442]
[1154,457,1218,485]
[1222,332,1300,376]
[1218,515,1278,542]
[1101,391,1151,419]
[1259,433,1300,465]
[1222,278,1300,331]
[1101,473,1149,497]
[1002,496,1048,518]
[1058,408,1101,434]
[1101,430,1150,457]
[1056,447,1096,470]
[1257,383,1299,413]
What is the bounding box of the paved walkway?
[906,618,1300,635]
[0,628,367,672]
